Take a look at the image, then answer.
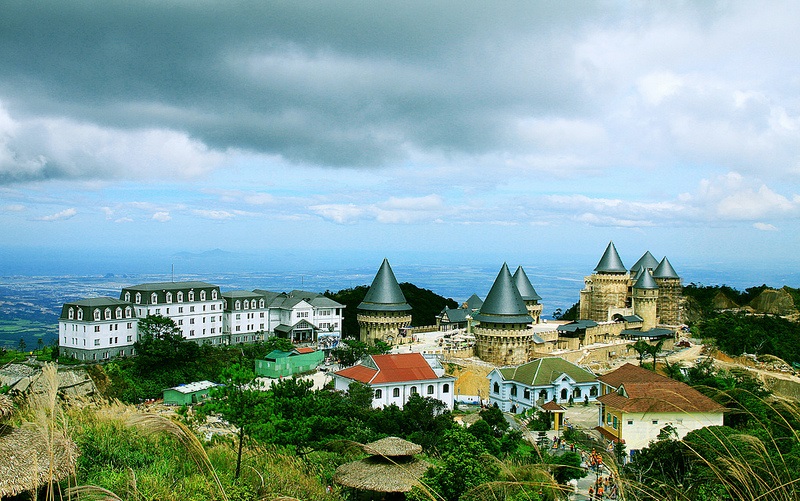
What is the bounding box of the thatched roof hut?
[334,437,430,494]
[0,425,78,498]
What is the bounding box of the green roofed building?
[255,347,325,378]
[487,357,599,414]
[163,380,220,406]
[357,259,412,345]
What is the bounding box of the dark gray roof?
[512,266,542,301]
[60,297,137,320]
[122,281,218,291]
[620,328,674,339]
[653,257,680,279]
[622,315,643,323]
[440,308,470,324]
[594,241,627,274]
[473,263,532,324]
[464,294,484,311]
[630,251,660,277]
[633,268,658,290]
[358,259,412,312]
[121,281,220,305]
[557,319,598,333]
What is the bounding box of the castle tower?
[474,263,534,366]
[653,256,682,325]
[579,241,630,322]
[513,266,543,324]
[357,259,412,345]
[632,268,659,330]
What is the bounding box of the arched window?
[135,292,142,304]
[259,299,265,308]
[105,307,112,320]
[510,385,518,397]
[574,388,582,398]
[124,292,130,302]
[393,388,400,398]
[427,385,434,395]
[235,301,241,310]
[177,292,183,302]
[590,386,598,397]
[211,290,218,300]
[188,291,195,301]
[200,290,206,301]
[150,293,158,304]
[78,310,83,320]
[125,306,132,318]
[68,308,74,320]
[115,307,122,319]
[93,309,101,321]
[243,300,249,309]
[443,383,450,393]
[539,390,547,400]
[374,389,382,399]
[493,382,500,394]
[410,386,418,394]
[166,292,172,303]
[560,388,568,400]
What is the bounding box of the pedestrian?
[588,486,594,500]
[597,484,605,499]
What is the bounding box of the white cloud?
[192,209,235,220]
[114,217,133,223]
[753,222,777,231]
[37,208,77,221]
[309,204,365,224]
[682,172,800,221]
[152,211,171,222]
[3,204,24,211]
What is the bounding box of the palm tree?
[628,339,650,366]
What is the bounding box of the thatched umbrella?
[0,425,78,498]
[334,437,430,494]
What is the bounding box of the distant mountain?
[172,249,239,259]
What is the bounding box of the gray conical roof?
[653,257,680,279]
[594,241,627,274]
[630,251,660,277]
[358,259,412,312]
[633,268,659,290]
[474,263,533,324]
[464,293,484,311]
[513,266,542,301]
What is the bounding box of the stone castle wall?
[474,322,533,366]
[358,311,412,344]
[580,273,630,322]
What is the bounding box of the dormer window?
[135,293,142,304]
[77,310,83,320]
[235,300,241,310]
[94,310,101,321]
[125,306,132,318]
[177,291,184,302]
[124,292,131,302]
[200,290,207,301]
[150,293,158,304]
[68,308,74,320]
[115,307,122,319]
[105,308,112,320]
[212,290,218,300]
[259,299,265,308]
[166,292,172,303]
[243,300,249,309]
[188,291,195,301]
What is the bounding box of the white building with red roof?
[333,353,456,410]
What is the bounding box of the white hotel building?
[59,281,344,361]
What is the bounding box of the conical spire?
[633,268,659,290]
[653,256,680,279]
[630,251,660,278]
[594,241,627,274]
[358,259,412,312]
[513,266,542,301]
[474,263,533,324]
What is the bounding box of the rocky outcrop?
[711,291,739,310]
[748,288,798,316]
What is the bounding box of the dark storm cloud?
[0,1,603,170]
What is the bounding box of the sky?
[1,1,799,276]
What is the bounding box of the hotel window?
[612,417,618,429]
[125,306,132,318]
[243,300,249,309]
[212,290,218,300]
[177,292,183,302]
[235,301,241,310]
[78,310,83,320]
[94,310,101,321]
[393,388,400,398]
[524,388,531,399]
[166,292,172,303]
[124,292,131,302]
[627,420,633,425]
[427,385,434,395]
[150,293,157,304]
[127,335,132,342]
[375,389,382,399]
[259,299,265,308]
[115,307,122,319]
[410,386,418,394]
[135,292,141,304]
[493,382,500,394]
[510,385,517,397]
[443,383,450,393]
[94,339,100,346]
[68,308,74,320]
[188,291,195,301]
[652,420,659,425]
[573,388,582,398]
[539,390,547,400]
[200,291,206,301]
[190,330,195,336]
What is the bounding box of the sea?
[1,246,799,349]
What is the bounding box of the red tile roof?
[541,400,565,412]
[598,381,726,414]
[598,363,669,389]
[294,347,315,354]
[334,353,439,384]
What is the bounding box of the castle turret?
[629,251,659,280]
[633,268,659,330]
[653,256,682,325]
[513,266,543,324]
[473,263,534,365]
[357,259,412,345]
[579,241,631,322]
